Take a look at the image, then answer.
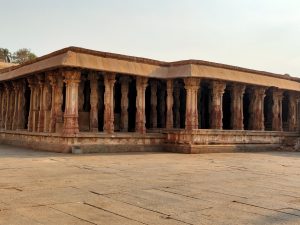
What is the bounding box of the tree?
[0,48,12,63]
[12,48,37,64]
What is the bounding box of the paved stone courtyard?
[0,145,300,225]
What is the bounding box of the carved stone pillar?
[12,81,20,130]
[135,76,148,134]
[249,87,266,130]
[103,73,116,133]
[149,80,158,129]
[48,72,64,133]
[88,72,99,132]
[120,76,130,132]
[230,84,245,130]
[184,77,200,130]
[36,74,45,132]
[166,79,174,129]
[173,82,181,128]
[4,83,14,130]
[287,92,298,131]
[62,70,81,134]
[19,80,26,130]
[271,88,283,131]
[0,85,3,129]
[27,77,36,132]
[158,82,166,128]
[209,81,225,129]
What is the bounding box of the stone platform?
[1,145,300,225]
[0,129,298,154]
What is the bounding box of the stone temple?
[0,47,299,153]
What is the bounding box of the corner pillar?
[62,69,81,134]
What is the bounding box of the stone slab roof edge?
[0,46,299,83]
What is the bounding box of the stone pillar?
[184,77,200,130]
[37,74,45,132]
[12,81,20,130]
[209,80,225,129]
[120,76,130,132]
[48,72,64,133]
[271,88,283,131]
[0,85,3,129]
[173,81,181,128]
[249,87,266,130]
[149,80,158,129]
[88,72,99,132]
[166,79,174,129]
[17,80,26,130]
[62,69,81,134]
[230,84,245,130]
[4,82,14,130]
[103,73,116,133]
[135,76,148,134]
[158,82,166,128]
[287,92,298,131]
[27,77,37,132]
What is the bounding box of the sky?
[1,0,299,76]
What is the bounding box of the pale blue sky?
[1,0,299,76]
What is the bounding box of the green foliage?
[0,48,11,63]
[0,48,37,64]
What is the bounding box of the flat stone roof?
[0,46,299,91]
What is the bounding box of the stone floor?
[0,145,300,225]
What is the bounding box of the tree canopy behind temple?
[0,48,37,64]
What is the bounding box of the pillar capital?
[184,77,200,90]
[63,69,81,84]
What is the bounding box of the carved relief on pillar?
[209,80,226,129]
[135,76,148,134]
[166,79,174,129]
[184,77,200,130]
[248,87,266,130]
[119,76,130,132]
[88,72,99,132]
[62,69,81,135]
[271,88,283,131]
[229,84,245,130]
[287,92,298,131]
[173,80,181,128]
[103,73,116,133]
[149,80,158,129]
[4,82,14,130]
